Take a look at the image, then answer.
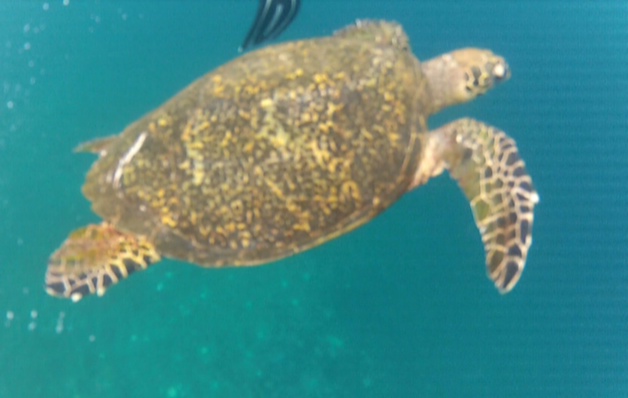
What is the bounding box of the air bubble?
[43,2,50,11]
[55,312,65,334]
[4,311,13,328]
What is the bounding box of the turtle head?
[423,48,510,114]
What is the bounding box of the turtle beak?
[490,57,511,84]
[448,49,511,99]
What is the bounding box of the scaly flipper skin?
[46,223,161,301]
[412,118,539,293]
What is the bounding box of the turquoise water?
[1,1,627,397]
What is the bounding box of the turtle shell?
[81,21,429,267]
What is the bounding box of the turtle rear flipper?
[414,118,539,293]
[46,223,161,301]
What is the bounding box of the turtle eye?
[464,66,491,94]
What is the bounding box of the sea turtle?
[45,20,538,302]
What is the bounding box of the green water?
[1,1,627,397]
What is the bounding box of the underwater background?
[1,1,626,397]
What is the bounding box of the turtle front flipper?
[45,223,161,302]
[412,118,539,293]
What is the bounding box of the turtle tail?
[419,118,539,293]
[45,223,161,302]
